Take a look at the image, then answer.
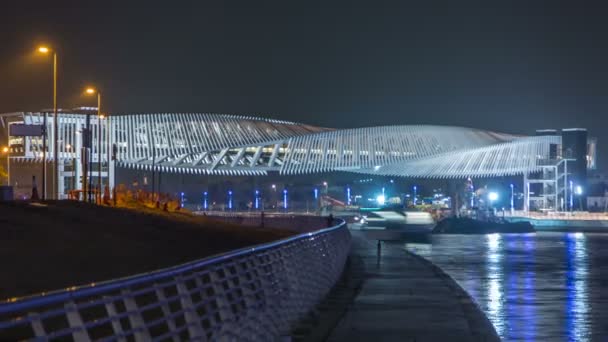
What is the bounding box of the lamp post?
[1,146,8,186]
[85,88,102,203]
[283,189,288,211]
[413,185,418,206]
[37,46,58,200]
[510,184,514,214]
[346,186,351,206]
[228,190,233,211]
[569,180,574,212]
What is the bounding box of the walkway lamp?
[228,190,233,210]
[346,186,351,205]
[203,191,208,210]
[85,87,103,203]
[283,189,288,210]
[510,184,514,214]
[1,146,8,186]
[37,45,58,199]
[255,190,260,210]
[413,185,417,205]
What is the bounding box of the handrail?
[0,218,350,340]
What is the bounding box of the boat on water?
[355,209,435,240]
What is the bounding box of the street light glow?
[376,194,386,205]
[85,87,96,94]
[37,46,50,54]
[1,146,8,153]
[488,192,499,202]
[575,186,583,195]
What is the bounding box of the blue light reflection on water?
[404,232,604,341]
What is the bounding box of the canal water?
[403,233,608,341]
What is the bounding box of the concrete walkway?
[327,231,499,342]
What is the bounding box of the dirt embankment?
[0,201,296,299]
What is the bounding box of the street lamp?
[510,184,514,214]
[37,45,58,200]
[413,185,418,205]
[85,87,104,203]
[1,146,8,186]
[569,180,574,212]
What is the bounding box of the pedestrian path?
[326,231,499,342]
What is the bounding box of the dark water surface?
[404,233,608,341]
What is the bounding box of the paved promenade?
[326,231,499,342]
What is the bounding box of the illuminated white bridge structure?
[111,113,560,178]
[3,112,563,186]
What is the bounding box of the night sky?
[2,2,607,169]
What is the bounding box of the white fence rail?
[0,220,350,341]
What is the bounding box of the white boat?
[355,210,435,240]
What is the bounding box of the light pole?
[271,184,277,209]
[283,189,288,211]
[37,46,58,200]
[413,185,418,205]
[1,146,8,186]
[510,184,514,214]
[569,180,574,212]
[85,88,102,203]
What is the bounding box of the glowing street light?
[575,185,583,211]
[346,186,351,205]
[413,185,418,205]
[84,87,104,203]
[203,191,208,210]
[228,190,233,210]
[376,194,386,206]
[1,146,8,186]
[37,45,58,199]
[254,190,260,210]
[488,191,499,204]
[283,189,288,210]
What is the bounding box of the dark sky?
[2,1,607,169]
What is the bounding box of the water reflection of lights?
[485,233,503,336]
[566,232,589,341]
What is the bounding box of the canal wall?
[0,220,350,340]
[506,216,608,231]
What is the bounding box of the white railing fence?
[0,220,350,341]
